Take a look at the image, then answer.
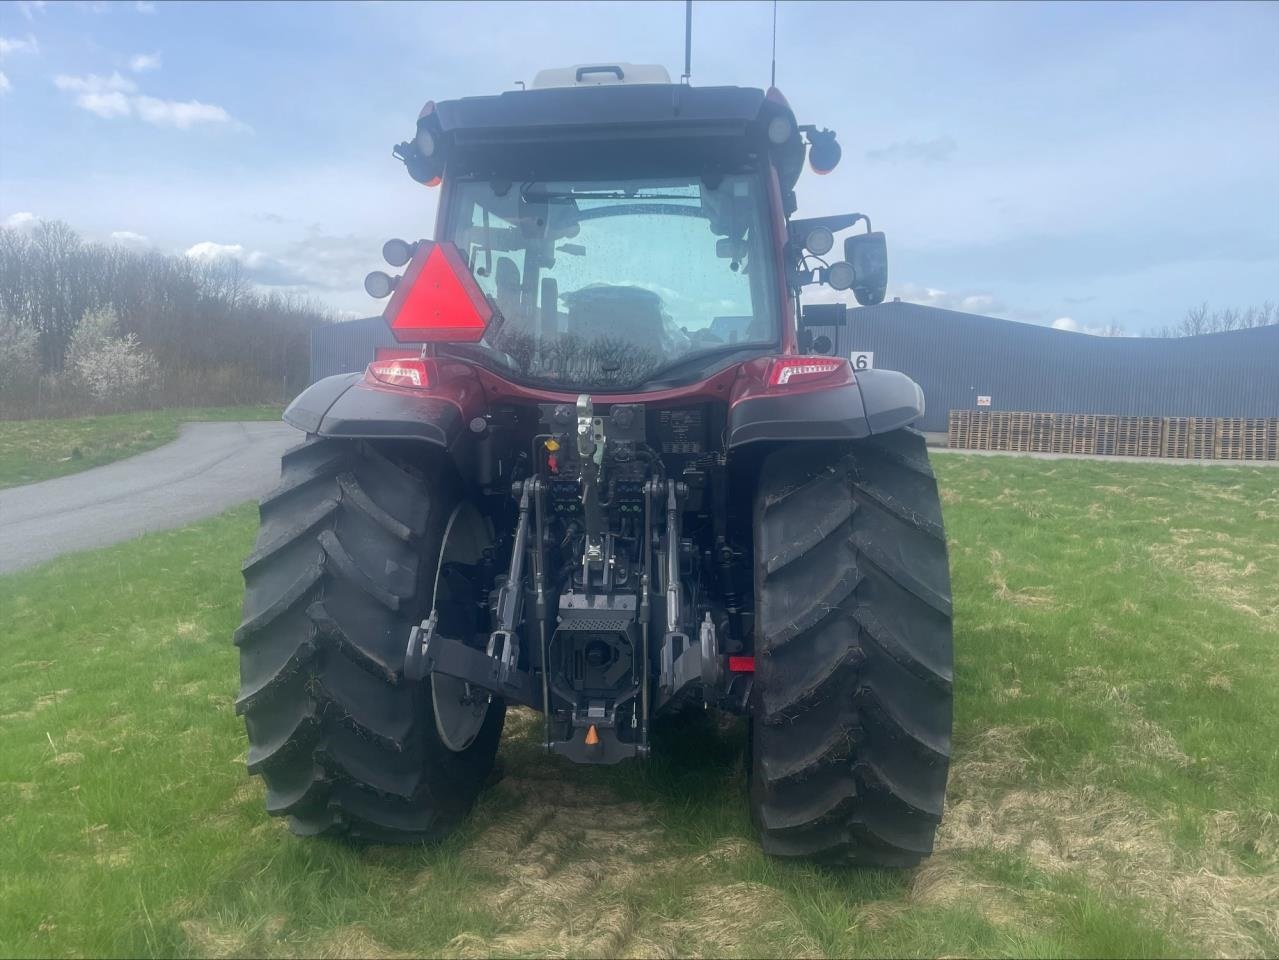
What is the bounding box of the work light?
[383,239,413,268]
[767,115,793,145]
[805,226,834,257]
[825,260,855,291]
[415,127,436,158]
[364,270,396,299]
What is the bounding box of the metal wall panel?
[312,305,1278,433]
[817,302,1279,432]
[310,317,400,381]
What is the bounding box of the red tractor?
[235,63,952,866]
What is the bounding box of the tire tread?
[751,431,953,867]
[234,436,503,842]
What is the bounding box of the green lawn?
[0,405,283,489]
[0,455,1275,958]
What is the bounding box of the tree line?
[0,220,332,418]
[1149,301,1276,338]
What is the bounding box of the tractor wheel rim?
[430,501,491,753]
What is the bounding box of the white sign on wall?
[850,351,874,371]
[977,395,992,407]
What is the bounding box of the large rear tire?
[234,437,504,842]
[750,428,953,866]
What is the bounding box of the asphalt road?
[0,420,300,575]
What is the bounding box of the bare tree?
[1147,301,1277,337]
[0,220,332,417]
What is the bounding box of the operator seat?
[561,284,666,354]
[494,256,523,328]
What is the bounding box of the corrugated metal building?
[312,316,401,381]
[311,304,1278,433]
[817,302,1278,431]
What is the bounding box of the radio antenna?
[770,0,778,87]
[683,0,693,83]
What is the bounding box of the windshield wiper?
[522,190,698,203]
[640,343,772,387]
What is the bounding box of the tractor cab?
[367,65,887,392]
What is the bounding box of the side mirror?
[715,237,748,260]
[800,303,848,327]
[844,231,888,306]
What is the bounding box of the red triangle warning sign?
[384,241,492,343]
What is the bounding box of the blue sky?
[1,0,1276,333]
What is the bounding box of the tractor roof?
[434,83,773,140]
[423,75,804,189]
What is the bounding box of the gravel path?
[0,420,300,574]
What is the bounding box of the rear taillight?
[368,358,432,388]
[766,356,851,388]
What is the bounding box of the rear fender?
[726,361,923,447]
[855,368,927,436]
[284,362,485,452]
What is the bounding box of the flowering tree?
[0,313,40,411]
[65,305,158,408]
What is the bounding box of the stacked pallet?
[1008,412,1035,452]
[1111,417,1160,457]
[1050,414,1074,454]
[1216,418,1246,459]
[1031,413,1055,453]
[1188,418,1217,459]
[1242,419,1279,461]
[1095,415,1119,456]
[1163,418,1190,458]
[1072,415,1100,455]
[947,411,1279,461]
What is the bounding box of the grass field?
[0,405,283,489]
[1,454,1275,958]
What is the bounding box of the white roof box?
[531,63,672,89]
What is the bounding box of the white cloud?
[83,90,132,117]
[186,240,245,261]
[133,95,230,129]
[3,211,36,229]
[0,34,37,90]
[54,71,137,95]
[129,52,161,72]
[185,240,314,287]
[0,160,426,313]
[0,34,40,57]
[865,136,958,165]
[792,281,1007,316]
[53,73,137,117]
[109,230,150,246]
[135,1,156,11]
[1051,316,1124,336]
[54,72,235,128]
[186,241,270,272]
[893,282,1007,316]
[17,1,47,21]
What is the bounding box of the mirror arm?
[782,214,864,244]
[786,213,872,245]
